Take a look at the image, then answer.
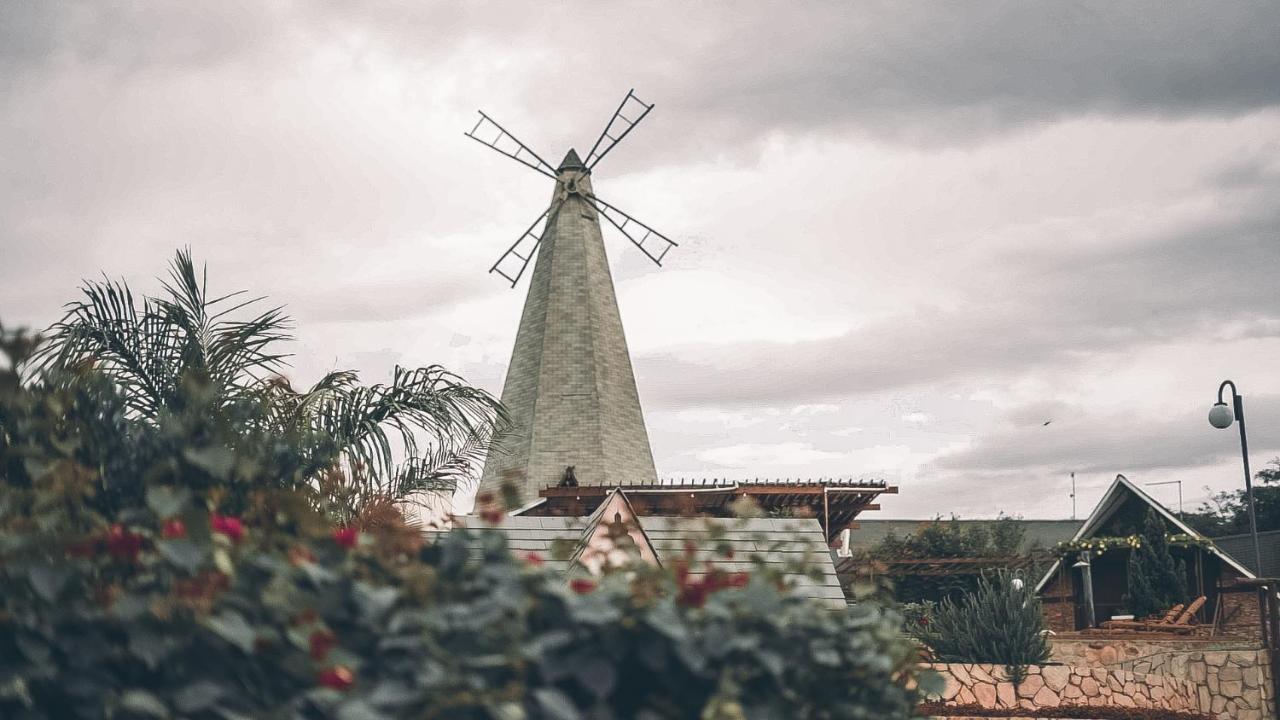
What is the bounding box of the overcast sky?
[3,2,1279,519]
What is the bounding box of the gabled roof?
[568,487,660,571]
[1035,474,1256,593]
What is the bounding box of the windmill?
[465,90,673,500]
[465,89,677,287]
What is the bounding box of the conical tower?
[478,149,659,501]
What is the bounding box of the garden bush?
[0,328,931,719]
[911,569,1049,687]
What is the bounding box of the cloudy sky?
[3,2,1279,519]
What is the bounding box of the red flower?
[677,580,710,609]
[104,524,145,561]
[332,527,359,550]
[726,572,750,589]
[569,578,597,594]
[317,666,355,691]
[161,518,187,539]
[672,558,690,585]
[309,629,337,660]
[524,552,545,567]
[479,507,504,525]
[210,513,245,543]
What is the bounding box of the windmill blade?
[583,89,654,170]
[490,201,563,287]
[465,111,558,179]
[588,194,677,266]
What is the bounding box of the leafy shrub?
[859,515,1043,604]
[900,600,936,638]
[0,328,928,719]
[1125,508,1186,618]
[913,569,1050,686]
[24,250,506,522]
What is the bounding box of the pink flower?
[332,527,359,550]
[104,524,145,561]
[569,578,597,594]
[210,513,245,543]
[317,666,355,691]
[161,518,187,539]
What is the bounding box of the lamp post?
[1208,380,1263,577]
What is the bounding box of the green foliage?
[0,326,926,719]
[877,516,1026,560]
[866,515,1033,604]
[1124,509,1186,619]
[1182,459,1280,536]
[913,570,1050,687]
[25,250,506,521]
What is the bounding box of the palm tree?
[30,249,506,522]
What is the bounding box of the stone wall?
[1049,637,1273,719]
[1113,648,1273,719]
[925,662,1199,713]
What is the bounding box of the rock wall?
[1114,648,1272,719]
[1049,638,1273,720]
[925,663,1199,714]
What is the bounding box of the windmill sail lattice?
[470,92,672,501]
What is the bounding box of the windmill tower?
[467,90,677,503]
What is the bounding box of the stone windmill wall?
[478,150,658,503]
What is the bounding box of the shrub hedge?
[0,328,932,719]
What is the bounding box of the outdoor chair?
[1098,596,1206,633]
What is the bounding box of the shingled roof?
[442,512,846,608]
[1213,529,1280,579]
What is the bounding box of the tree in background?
[25,250,506,522]
[914,569,1050,687]
[1182,458,1280,536]
[866,515,1034,604]
[1124,508,1187,618]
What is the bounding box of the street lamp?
[1207,380,1263,578]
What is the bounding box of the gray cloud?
[932,395,1280,475]
[5,3,1279,153]
[638,181,1280,409]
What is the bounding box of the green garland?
[1053,533,1213,558]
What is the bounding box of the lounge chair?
[1099,596,1205,633]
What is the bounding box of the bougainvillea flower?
[210,514,245,543]
[331,527,359,550]
[161,518,187,539]
[569,578,597,594]
[317,666,355,691]
[524,552,545,567]
[104,524,145,561]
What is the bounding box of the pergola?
[523,478,896,544]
